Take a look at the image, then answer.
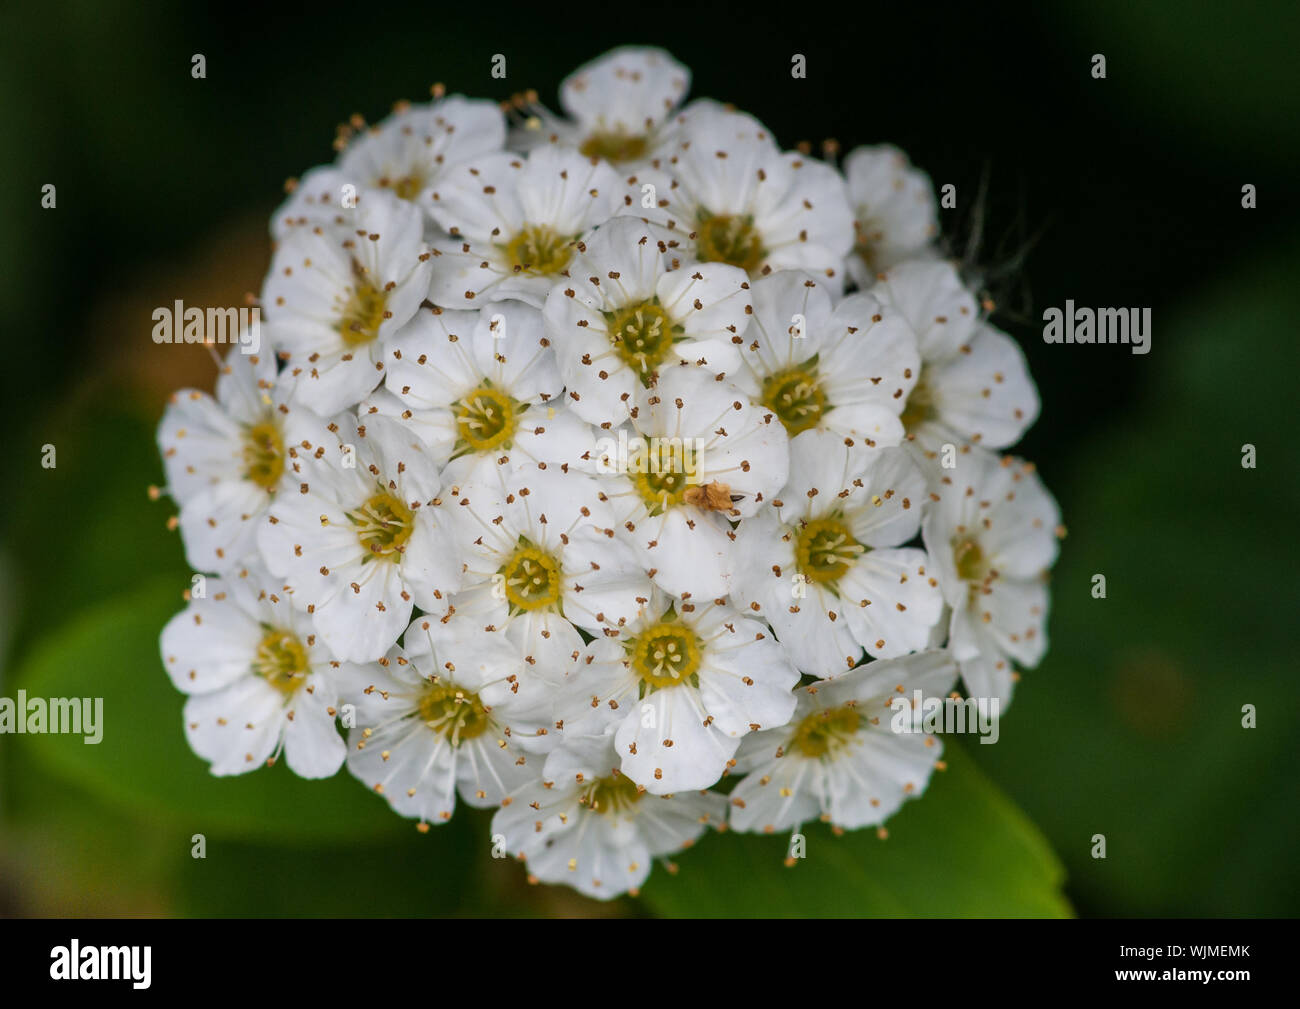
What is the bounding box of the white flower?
[273,97,505,238]
[511,633,630,754]
[271,166,352,241]
[666,98,772,144]
[339,613,538,825]
[729,650,957,833]
[542,215,751,426]
[160,570,347,778]
[263,189,432,414]
[371,299,595,481]
[426,145,628,308]
[257,411,461,663]
[511,46,690,168]
[158,348,321,573]
[649,105,853,284]
[338,96,505,218]
[871,260,1039,468]
[843,144,939,287]
[733,430,945,675]
[491,733,726,900]
[151,44,1062,892]
[597,364,789,599]
[565,594,799,794]
[921,448,1061,707]
[445,461,653,674]
[730,270,920,446]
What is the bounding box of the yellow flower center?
[953,536,987,583]
[630,619,702,690]
[606,300,679,382]
[455,385,519,452]
[254,630,309,698]
[386,173,425,201]
[579,131,649,164]
[338,275,388,347]
[347,493,415,561]
[795,517,863,586]
[580,772,643,814]
[899,370,934,431]
[500,539,563,613]
[696,212,764,273]
[631,439,699,515]
[790,704,861,758]
[243,421,285,490]
[502,225,573,275]
[418,681,491,744]
[853,230,882,275]
[762,363,826,436]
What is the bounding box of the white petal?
[615,688,737,794]
[560,46,690,135]
[871,259,977,360]
[160,584,262,695]
[282,676,346,779]
[927,322,1039,448]
[182,679,285,777]
[837,547,946,659]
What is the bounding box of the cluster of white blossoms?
[156,46,1061,900]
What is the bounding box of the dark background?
[1,0,1296,917]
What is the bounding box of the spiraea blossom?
[273,93,505,238]
[338,94,506,220]
[160,570,349,778]
[733,430,943,675]
[372,299,596,481]
[425,144,628,308]
[872,260,1039,474]
[510,46,690,167]
[921,448,1061,707]
[730,270,919,448]
[646,103,854,285]
[443,461,653,673]
[263,188,433,414]
[542,215,751,426]
[257,411,462,663]
[563,593,799,793]
[843,144,940,286]
[156,44,1060,902]
[157,346,319,574]
[491,733,726,900]
[339,613,539,825]
[596,364,789,599]
[729,651,957,833]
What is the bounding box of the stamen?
[501,225,573,275]
[795,516,864,585]
[791,705,861,758]
[418,681,490,745]
[347,493,415,560]
[696,212,764,272]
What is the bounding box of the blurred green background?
[2,1,1296,917]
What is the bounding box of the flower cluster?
[156,46,1060,900]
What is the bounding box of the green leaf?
[14,579,401,842]
[640,743,1071,917]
